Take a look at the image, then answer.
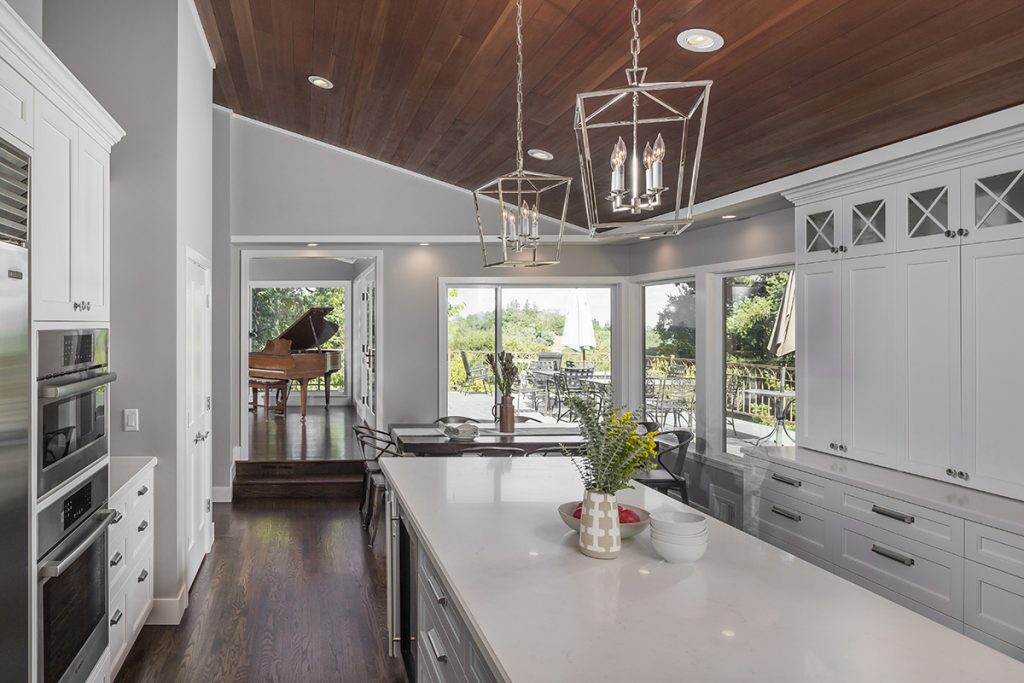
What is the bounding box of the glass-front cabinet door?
[843,186,896,258]
[896,170,961,252]
[961,153,1024,244]
[796,199,841,263]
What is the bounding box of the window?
[251,285,347,393]
[722,270,796,454]
[643,280,697,431]
[445,285,614,423]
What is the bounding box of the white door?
[894,247,961,481]
[32,95,76,320]
[72,132,110,320]
[354,266,377,427]
[961,153,1024,244]
[185,254,212,587]
[841,254,895,467]
[795,261,842,453]
[961,239,1024,499]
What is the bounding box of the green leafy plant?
[565,394,657,494]
[485,351,519,397]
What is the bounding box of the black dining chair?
[434,415,480,425]
[637,419,659,435]
[457,446,528,458]
[528,446,567,457]
[633,430,693,504]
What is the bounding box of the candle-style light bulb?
[651,133,665,190]
[643,142,655,194]
[506,204,517,240]
[610,136,627,193]
[530,203,540,239]
[653,133,666,162]
[520,201,529,243]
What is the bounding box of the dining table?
[390,422,585,456]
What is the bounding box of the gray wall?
[211,106,232,491]
[43,0,212,609]
[249,257,355,282]
[628,208,795,276]
[8,0,40,34]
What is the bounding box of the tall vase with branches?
[565,394,657,559]
[486,351,520,432]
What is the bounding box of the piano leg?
[324,372,331,406]
[299,378,309,420]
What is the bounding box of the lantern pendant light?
[574,0,713,238]
[473,0,572,267]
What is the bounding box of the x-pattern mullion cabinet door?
[961,153,1024,244]
[842,186,897,259]
[796,199,842,263]
[893,247,961,482]
[896,170,962,252]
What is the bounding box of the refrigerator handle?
[385,488,401,657]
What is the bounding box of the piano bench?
[249,378,289,414]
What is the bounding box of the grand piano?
[248,307,343,418]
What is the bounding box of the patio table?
[744,388,796,446]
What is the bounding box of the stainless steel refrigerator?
[0,139,30,680]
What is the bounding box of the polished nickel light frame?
[473,0,572,268]
[574,0,712,239]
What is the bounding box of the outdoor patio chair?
[554,367,594,422]
[460,350,492,394]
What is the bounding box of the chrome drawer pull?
[770,473,802,488]
[138,520,149,532]
[110,610,123,626]
[138,569,149,583]
[138,485,149,496]
[871,504,914,525]
[871,544,915,567]
[426,628,448,663]
[111,511,123,524]
[771,505,801,523]
[110,552,123,567]
[426,574,448,606]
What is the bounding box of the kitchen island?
[380,457,1023,682]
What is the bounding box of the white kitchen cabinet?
[842,186,897,258]
[896,170,962,252]
[795,260,842,453]
[960,153,1024,244]
[841,255,895,467]
[796,198,842,263]
[31,94,111,321]
[893,247,962,482]
[964,560,1024,654]
[0,56,32,146]
[961,239,1024,500]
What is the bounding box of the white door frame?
[237,248,384,462]
[248,278,354,405]
[353,265,378,426]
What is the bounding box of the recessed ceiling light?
[528,148,554,161]
[721,214,737,220]
[307,75,333,89]
[638,235,653,240]
[677,29,725,53]
[307,242,319,247]
[419,242,430,247]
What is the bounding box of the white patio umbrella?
[562,289,597,361]
[768,272,796,357]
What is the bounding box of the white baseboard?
[232,445,241,461]
[212,485,232,503]
[147,583,189,625]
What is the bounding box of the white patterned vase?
[578,490,621,560]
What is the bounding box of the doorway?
[185,250,212,587]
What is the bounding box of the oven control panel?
[62,482,93,530]
[63,333,94,367]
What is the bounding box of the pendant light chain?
[630,0,641,71]
[514,0,525,173]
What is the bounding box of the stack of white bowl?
[650,511,708,563]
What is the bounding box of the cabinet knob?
[829,442,837,450]
[138,569,149,583]
[829,247,838,254]
[958,228,969,237]
[958,471,970,481]
[138,485,149,496]
[838,444,847,452]
[73,301,80,311]
[838,245,847,253]
[110,610,123,626]
[110,551,123,567]
[945,468,956,477]
[138,519,149,532]
[944,230,955,238]
[85,301,91,311]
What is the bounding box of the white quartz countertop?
[381,457,1023,683]
[108,455,156,497]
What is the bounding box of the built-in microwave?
[36,329,116,497]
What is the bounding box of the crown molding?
[0,1,125,148]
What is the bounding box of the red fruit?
[572,503,583,519]
[618,506,641,524]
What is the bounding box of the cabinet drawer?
[834,566,964,633]
[108,530,129,593]
[763,462,835,508]
[108,586,128,674]
[836,483,963,554]
[760,531,835,573]
[965,559,1024,652]
[465,640,498,683]
[419,550,466,661]
[107,494,129,551]
[965,522,1024,578]
[127,548,153,637]
[418,593,468,683]
[0,57,32,145]
[833,515,963,619]
[130,490,153,562]
[129,470,154,512]
[965,626,1024,664]
[756,489,832,561]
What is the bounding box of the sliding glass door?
[445,285,614,423]
[643,280,698,431]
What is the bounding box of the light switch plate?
[123,408,139,432]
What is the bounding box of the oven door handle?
[39,510,114,578]
[38,372,118,399]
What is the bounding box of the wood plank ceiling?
[196,0,1024,226]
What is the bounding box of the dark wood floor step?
[235,459,365,477]
[232,475,363,500]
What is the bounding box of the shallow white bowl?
[651,530,708,546]
[649,522,708,539]
[650,511,708,535]
[652,537,707,563]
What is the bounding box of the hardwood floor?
[249,404,364,461]
[116,499,407,683]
